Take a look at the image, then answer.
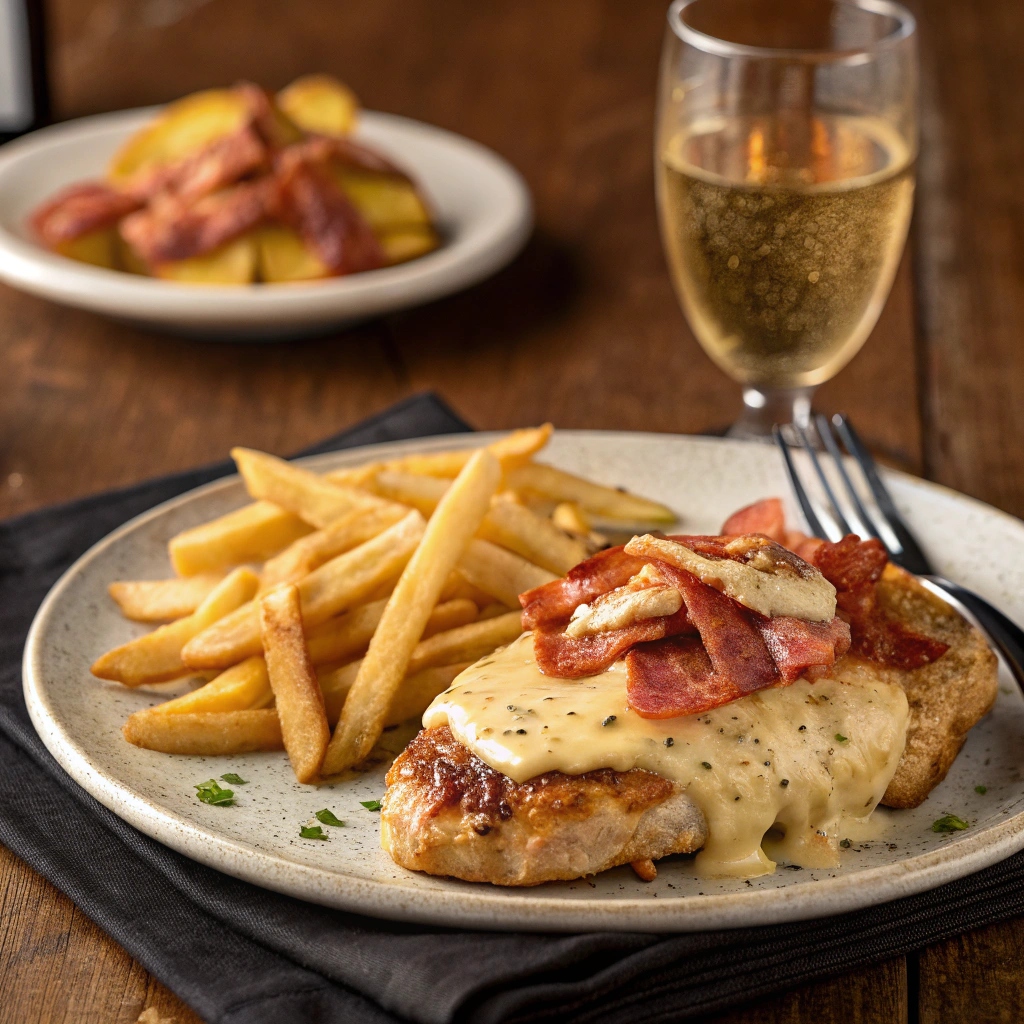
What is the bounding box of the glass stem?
[727,386,816,439]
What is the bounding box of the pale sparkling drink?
[656,0,918,434]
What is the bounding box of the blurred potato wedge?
[333,171,431,233]
[379,227,440,266]
[109,88,251,189]
[257,225,330,283]
[153,232,259,285]
[56,227,119,269]
[277,74,359,138]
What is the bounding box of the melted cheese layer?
[423,634,909,878]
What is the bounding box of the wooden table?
[2,1,1022,1020]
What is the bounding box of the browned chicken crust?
[381,725,706,885]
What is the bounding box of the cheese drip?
[423,634,908,878]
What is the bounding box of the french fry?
[306,597,477,666]
[260,584,330,783]
[109,573,224,622]
[552,501,591,535]
[320,662,470,727]
[91,567,259,685]
[370,472,585,574]
[259,504,407,591]
[406,611,523,675]
[372,471,448,515]
[505,462,676,523]
[438,573,495,607]
[477,602,513,620]
[147,656,272,715]
[169,500,312,577]
[478,497,588,575]
[231,447,392,528]
[323,425,553,486]
[456,539,556,608]
[323,450,502,774]
[123,709,282,754]
[181,510,426,669]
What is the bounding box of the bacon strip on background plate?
[275,148,384,274]
[31,183,142,248]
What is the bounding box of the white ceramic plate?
[23,432,1024,932]
[0,109,531,339]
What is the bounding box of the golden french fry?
[307,597,477,666]
[372,471,448,515]
[438,573,494,607]
[123,709,282,754]
[148,656,272,715]
[323,450,502,774]
[406,611,523,676]
[369,473,585,574]
[169,500,312,577]
[320,662,471,727]
[504,462,675,523]
[552,501,591,535]
[92,567,259,686]
[259,504,407,591]
[181,510,426,669]
[231,447,391,528]
[109,573,225,622]
[478,497,588,575]
[477,602,513,620]
[323,425,553,486]
[261,584,330,783]
[456,539,556,608]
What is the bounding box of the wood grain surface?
[0,1,1020,1021]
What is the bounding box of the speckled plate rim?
[22,431,1024,933]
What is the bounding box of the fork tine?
[814,414,883,542]
[831,414,933,575]
[773,425,829,540]
[793,421,854,536]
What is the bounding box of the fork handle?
[922,576,1024,692]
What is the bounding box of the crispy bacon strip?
[119,178,276,265]
[721,498,788,543]
[533,608,694,679]
[811,535,948,669]
[520,546,649,630]
[123,126,269,203]
[649,561,778,691]
[275,151,384,274]
[626,637,745,718]
[755,614,851,682]
[31,183,141,248]
[285,134,408,178]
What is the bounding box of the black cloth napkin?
[3,391,1024,1024]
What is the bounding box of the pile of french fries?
[95,426,675,783]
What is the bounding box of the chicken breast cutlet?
[381,724,707,886]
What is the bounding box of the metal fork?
[774,413,1024,690]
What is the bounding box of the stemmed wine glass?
[656,0,918,437]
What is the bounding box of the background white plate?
[0,108,532,339]
[22,432,1024,932]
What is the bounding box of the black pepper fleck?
[516,728,527,735]
[664,737,675,747]
[780,779,790,787]
[701,761,712,770]
[798,725,807,731]
[602,715,617,726]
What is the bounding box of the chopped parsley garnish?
[220,773,248,785]
[835,733,848,743]
[840,838,852,849]
[701,761,712,770]
[360,799,383,812]
[975,785,988,795]
[195,779,234,806]
[931,814,969,833]
[315,809,345,827]
[300,825,328,840]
